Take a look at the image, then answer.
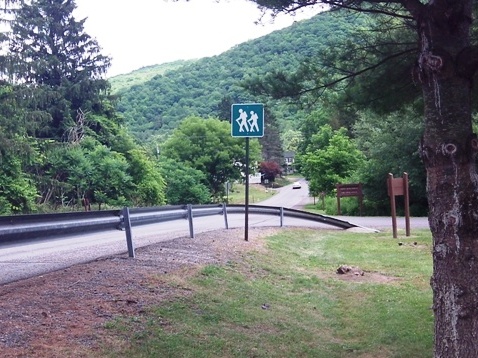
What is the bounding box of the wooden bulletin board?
[336,183,363,216]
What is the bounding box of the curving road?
[259,179,429,231]
[0,180,429,285]
[258,178,312,209]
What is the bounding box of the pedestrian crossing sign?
[231,103,264,137]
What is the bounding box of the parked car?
[292,181,302,189]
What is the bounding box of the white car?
[292,181,302,189]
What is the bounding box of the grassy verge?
[227,176,297,204]
[102,229,433,358]
[227,183,276,204]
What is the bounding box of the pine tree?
[0,0,111,139]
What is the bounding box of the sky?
[73,0,322,78]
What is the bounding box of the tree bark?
[414,1,478,356]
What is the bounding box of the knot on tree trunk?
[414,48,454,83]
[419,135,478,167]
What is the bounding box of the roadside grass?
[227,175,296,204]
[227,183,275,204]
[304,202,326,214]
[102,228,433,358]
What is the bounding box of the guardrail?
[0,204,358,256]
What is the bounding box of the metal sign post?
[231,103,264,241]
[245,137,250,241]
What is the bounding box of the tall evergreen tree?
[0,0,111,139]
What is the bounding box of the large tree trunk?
[415,1,478,356]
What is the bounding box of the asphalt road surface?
[258,178,312,209]
[259,180,429,231]
[0,180,429,284]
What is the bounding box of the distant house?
[283,151,295,174]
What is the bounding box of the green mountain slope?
[109,59,196,93]
[114,10,368,141]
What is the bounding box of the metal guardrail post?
[222,203,229,229]
[187,204,194,238]
[280,207,284,227]
[123,207,135,258]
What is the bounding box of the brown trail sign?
[336,183,363,216]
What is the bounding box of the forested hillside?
[109,60,196,93]
[114,10,369,141]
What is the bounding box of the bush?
[317,195,388,216]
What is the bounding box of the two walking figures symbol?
[236,108,259,133]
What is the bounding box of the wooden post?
[404,173,410,236]
[337,192,341,215]
[387,172,411,238]
[388,174,398,238]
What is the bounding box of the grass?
[101,228,433,358]
[226,183,276,204]
[226,176,296,204]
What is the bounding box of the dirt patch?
[0,227,273,358]
[335,270,399,283]
[335,265,398,283]
[311,263,398,284]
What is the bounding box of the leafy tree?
[299,125,365,195]
[281,129,301,152]
[0,154,37,214]
[160,116,261,199]
[39,143,92,207]
[0,83,42,212]
[0,0,167,211]
[85,141,132,209]
[248,0,478,354]
[260,161,282,182]
[297,108,335,154]
[34,136,166,210]
[353,106,427,215]
[125,148,166,207]
[159,159,211,205]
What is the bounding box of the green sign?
[231,103,264,137]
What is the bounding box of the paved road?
[0,180,429,285]
[259,179,430,231]
[258,178,312,209]
[0,209,352,285]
